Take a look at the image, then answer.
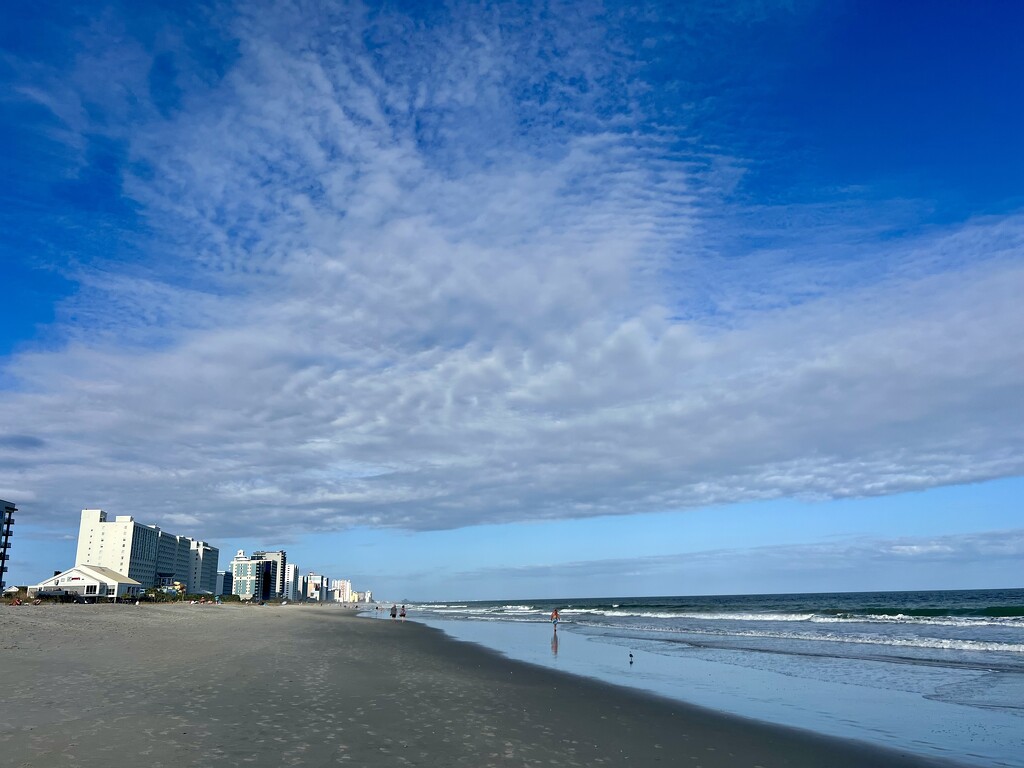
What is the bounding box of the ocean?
[397,589,1024,767]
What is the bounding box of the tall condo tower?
[230,549,278,601]
[75,509,219,592]
[283,562,300,601]
[76,509,160,587]
[252,550,287,598]
[0,499,15,591]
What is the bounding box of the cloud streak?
[2,1,1023,542]
[452,529,1024,587]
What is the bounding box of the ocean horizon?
[388,588,1024,767]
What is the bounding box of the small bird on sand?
[629,653,634,664]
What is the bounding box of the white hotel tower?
[75,509,219,593]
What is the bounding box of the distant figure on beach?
[390,604,398,619]
[400,605,406,621]
[551,608,559,630]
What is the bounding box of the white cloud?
[887,544,955,556]
[2,1,1023,541]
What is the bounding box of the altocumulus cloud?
[2,1,1023,539]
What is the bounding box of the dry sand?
[0,603,962,767]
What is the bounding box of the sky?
[2,1,1022,601]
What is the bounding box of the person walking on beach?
[390,604,398,619]
[400,605,407,621]
[551,608,559,630]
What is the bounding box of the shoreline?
[406,612,1024,767]
[1,603,971,767]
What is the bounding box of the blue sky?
[2,1,1022,600]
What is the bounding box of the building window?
[85,585,98,595]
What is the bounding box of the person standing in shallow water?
[400,605,407,621]
[390,604,397,619]
[551,608,559,630]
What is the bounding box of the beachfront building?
[252,550,286,597]
[283,563,300,601]
[189,540,218,594]
[230,549,280,601]
[29,564,142,600]
[332,578,352,603]
[155,531,191,589]
[230,550,261,599]
[303,572,330,602]
[77,510,160,586]
[216,570,233,596]
[0,499,15,591]
[75,509,219,591]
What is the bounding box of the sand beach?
[0,603,963,767]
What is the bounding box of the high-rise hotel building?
[283,562,301,601]
[75,509,218,593]
[76,509,159,586]
[252,550,287,597]
[1,499,15,591]
[304,572,330,602]
[230,549,283,601]
[189,540,218,594]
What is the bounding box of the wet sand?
[0,603,964,767]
